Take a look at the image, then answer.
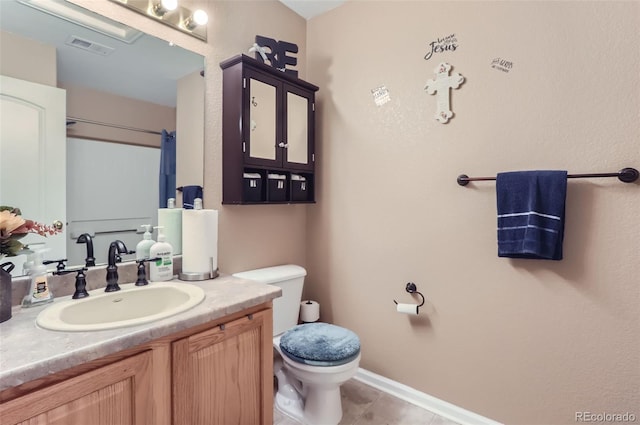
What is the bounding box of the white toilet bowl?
[273,333,360,425]
[232,265,361,425]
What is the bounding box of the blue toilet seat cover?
[279,323,360,367]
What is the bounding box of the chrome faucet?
[105,240,129,292]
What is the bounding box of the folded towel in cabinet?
[181,185,203,209]
[496,170,567,260]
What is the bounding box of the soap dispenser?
[22,248,54,308]
[136,224,156,260]
[149,226,174,281]
[158,197,182,255]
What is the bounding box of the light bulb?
[193,9,208,26]
[161,0,178,11]
[183,9,208,30]
[152,0,177,17]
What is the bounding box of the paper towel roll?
[300,300,320,323]
[158,208,183,255]
[396,302,419,316]
[182,209,218,275]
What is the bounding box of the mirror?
[249,78,277,160]
[247,76,310,165]
[286,92,309,164]
[0,0,204,275]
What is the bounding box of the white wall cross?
[424,63,465,124]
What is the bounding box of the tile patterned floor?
[274,379,460,425]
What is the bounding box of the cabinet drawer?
[267,173,288,202]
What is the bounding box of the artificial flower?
[0,206,61,257]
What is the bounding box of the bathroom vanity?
[0,275,280,425]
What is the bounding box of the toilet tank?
[232,265,306,336]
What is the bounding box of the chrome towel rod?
[66,116,163,135]
[457,167,639,186]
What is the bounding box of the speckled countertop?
[0,274,281,392]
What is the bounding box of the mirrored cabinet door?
[244,69,283,167]
[284,85,314,170]
[248,78,277,161]
[285,90,309,166]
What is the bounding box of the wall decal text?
[491,57,514,73]
[424,34,458,61]
[371,86,391,106]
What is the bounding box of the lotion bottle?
[158,197,182,255]
[136,224,156,260]
[22,248,54,308]
[149,226,174,281]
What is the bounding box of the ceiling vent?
[65,35,115,56]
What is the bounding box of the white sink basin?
[36,282,205,332]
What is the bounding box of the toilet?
[233,265,361,425]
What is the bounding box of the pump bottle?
[22,248,54,308]
[158,197,182,255]
[136,225,156,260]
[149,226,174,281]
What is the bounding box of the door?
[243,69,283,168]
[283,83,314,171]
[0,76,66,275]
[172,310,274,425]
[0,351,153,425]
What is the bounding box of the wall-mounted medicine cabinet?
[220,54,318,204]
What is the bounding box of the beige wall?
[206,1,309,273]
[307,1,639,425]
[0,30,56,86]
[63,83,175,147]
[29,1,639,424]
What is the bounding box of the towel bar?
[457,167,639,186]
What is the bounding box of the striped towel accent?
[496,171,567,260]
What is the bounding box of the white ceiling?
[279,0,345,19]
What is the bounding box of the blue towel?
[496,170,567,260]
[181,185,203,209]
[158,130,176,208]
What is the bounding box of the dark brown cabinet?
[220,54,318,204]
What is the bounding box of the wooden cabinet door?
[172,309,273,425]
[0,351,153,425]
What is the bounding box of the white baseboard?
[353,368,503,425]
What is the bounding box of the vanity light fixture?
[151,0,178,17]
[109,0,208,42]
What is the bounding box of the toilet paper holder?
[393,282,425,313]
